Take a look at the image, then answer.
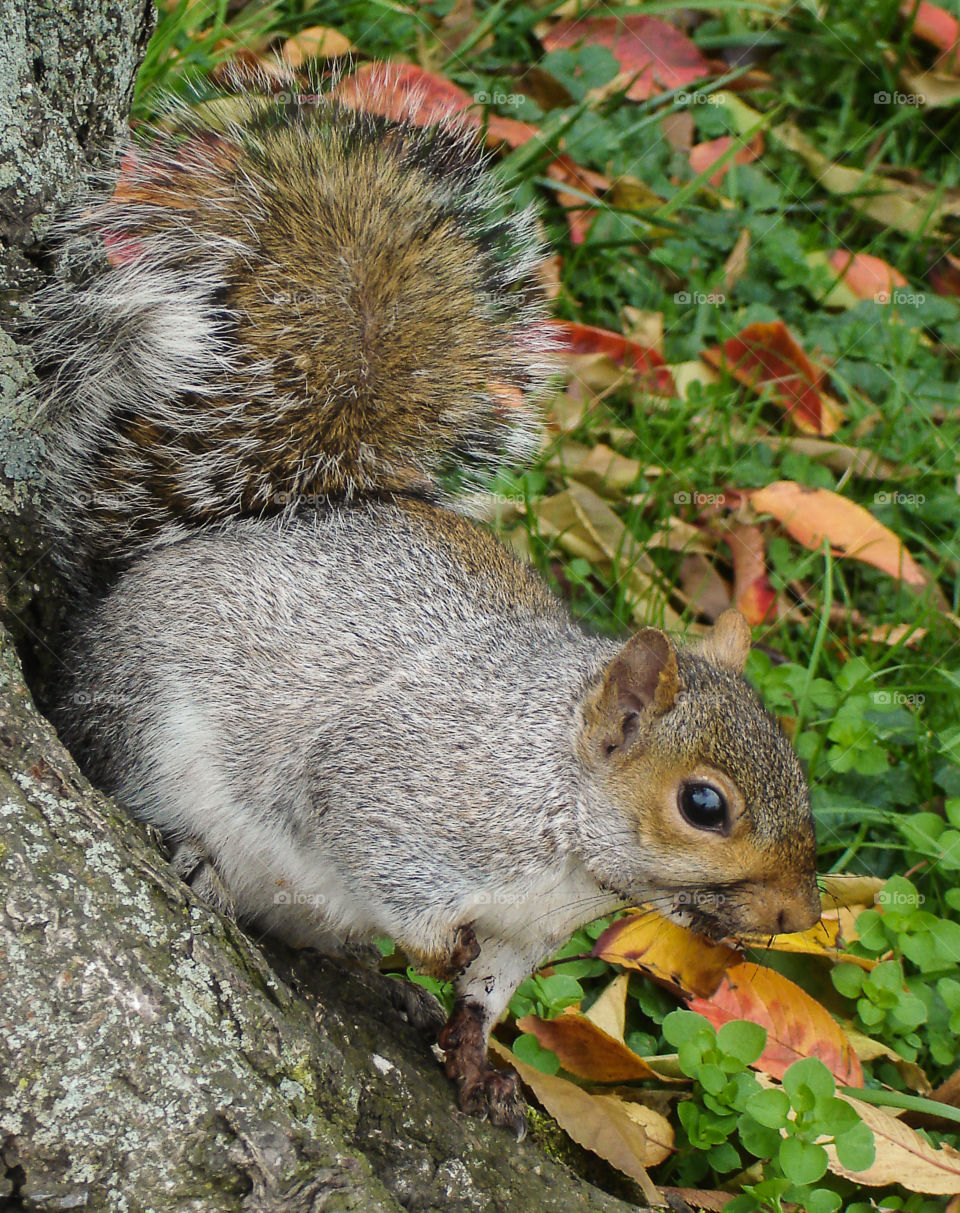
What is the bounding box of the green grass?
[135,2,960,1208]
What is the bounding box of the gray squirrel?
[40,85,820,1133]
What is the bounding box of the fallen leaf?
[547,441,643,495]
[929,251,960,296]
[749,481,928,586]
[819,874,887,910]
[902,0,960,70]
[661,109,694,151]
[518,1008,663,1082]
[490,1040,662,1201]
[280,25,352,66]
[660,1190,732,1212]
[584,972,631,1040]
[542,15,715,101]
[335,61,473,124]
[726,524,777,625]
[758,436,899,479]
[689,133,763,187]
[592,909,739,999]
[827,250,908,302]
[898,62,960,106]
[688,962,864,1085]
[702,321,843,435]
[611,1099,675,1166]
[741,917,843,957]
[846,1029,932,1093]
[551,320,676,395]
[678,553,732,619]
[827,1091,960,1192]
[773,120,960,236]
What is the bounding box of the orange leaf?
[689,134,763,187]
[827,251,908,301]
[726,524,777,625]
[592,910,739,998]
[551,320,677,395]
[542,16,715,101]
[749,481,927,586]
[517,1009,663,1082]
[701,321,843,435]
[903,0,960,68]
[689,962,863,1085]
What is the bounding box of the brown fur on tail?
[35,86,552,588]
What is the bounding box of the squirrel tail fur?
[34,84,552,586]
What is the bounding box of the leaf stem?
[840,1085,960,1127]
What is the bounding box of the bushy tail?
[34,83,552,588]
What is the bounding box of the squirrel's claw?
[439,1000,528,1136]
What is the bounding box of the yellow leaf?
[583,972,631,1041]
[593,909,739,999]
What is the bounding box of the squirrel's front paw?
[438,999,528,1137]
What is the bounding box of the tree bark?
[0,3,648,1209]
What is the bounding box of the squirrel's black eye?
[678,782,728,833]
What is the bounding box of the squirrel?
[37,81,821,1135]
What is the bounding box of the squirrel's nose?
[776,889,821,934]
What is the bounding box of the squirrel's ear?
[591,629,680,756]
[699,609,751,673]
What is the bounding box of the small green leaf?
[746,1087,791,1127]
[833,1120,876,1171]
[707,1141,741,1173]
[663,1009,714,1046]
[512,1032,561,1075]
[783,1058,835,1103]
[737,1112,783,1159]
[717,1020,767,1066]
[831,962,865,999]
[779,1135,829,1184]
[802,1188,843,1213]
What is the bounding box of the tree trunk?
[0,3,647,1209]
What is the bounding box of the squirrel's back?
[35,88,551,586]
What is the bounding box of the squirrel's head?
[576,610,820,941]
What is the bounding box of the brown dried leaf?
[489,1041,663,1201]
[827,1093,960,1192]
[517,1009,663,1082]
[280,25,352,66]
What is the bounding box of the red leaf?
[727,524,777,625]
[929,251,960,297]
[689,134,763,187]
[701,321,842,434]
[542,16,715,101]
[551,320,676,395]
[688,962,864,1086]
[334,61,474,124]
